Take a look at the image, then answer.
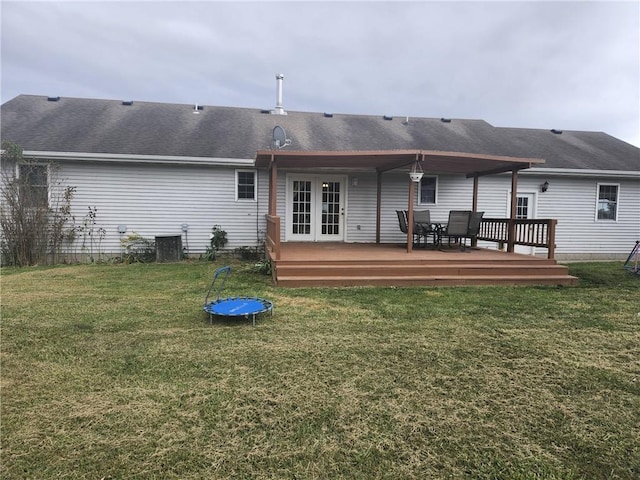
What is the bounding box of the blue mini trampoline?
[203,266,273,326]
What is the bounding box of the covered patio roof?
[257,148,547,255]
[255,149,545,177]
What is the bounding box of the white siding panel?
[476,174,640,259]
[58,161,267,256]
[52,158,639,260]
[345,173,378,242]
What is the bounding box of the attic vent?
[122,100,133,106]
[383,115,393,121]
[260,109,271,114]
[47,96,60,102]
[551,129,563,134]
[193,104,204,114]
[440,117,452,123]
[324,113,333,118]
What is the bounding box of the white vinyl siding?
[35,158,639,261]
[57,161,268,255]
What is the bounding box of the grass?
[1,260,638,479]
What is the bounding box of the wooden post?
[472,175,479,212]
[547,219,557,259]
[407,176,415,253]
[376,171,382,244]
[269,155,277,216]
[472,175,479,247]
[507,169,518,253]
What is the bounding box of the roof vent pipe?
[271,73,287,115]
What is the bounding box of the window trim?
[595,182,619,222]
[235,169,257,202]
[16,162,50,208]
[418,175,438,205]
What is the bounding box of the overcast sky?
[2,1,639,146]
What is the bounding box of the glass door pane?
[321,181,341,236]
[292,180,312,235]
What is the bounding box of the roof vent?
[324,112,333,118]
[551,129,563,134]
[122,100,133,106]
[383,115,393,121]
[440,117,452,123]
[47,96,60,102]
[271,73,287,115]
[193,104,204,114]
[260,109,271,114]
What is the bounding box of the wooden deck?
[270,243,578,287]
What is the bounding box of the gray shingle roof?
[2,94,638,171]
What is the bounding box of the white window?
[236,170,256,201]
[18,163,48,208]
[596,183,619,221]
[419,176,438,204]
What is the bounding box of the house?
[1,92,639,278]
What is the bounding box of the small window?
[419,176,437,204]
[18,164,48,208]
[236,170,256,201]
[596,183,619,221]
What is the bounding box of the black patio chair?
[463,211,484,251]
[441,210,485,251]
[396,210,423,247]
[441,210,471,250]
[412,210,438,248]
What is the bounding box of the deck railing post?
[265,214,281,261]
[547,219,557,259]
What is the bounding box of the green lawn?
[1,261,638,479]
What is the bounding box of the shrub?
[234,245,263,261]
[120,233,155,263]
[0,141,77,266]
[203,225,227,261]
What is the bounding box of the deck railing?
[477,218,557,259]
[265,214,281,260]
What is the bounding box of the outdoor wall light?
[541,181,549,193]
[409,160,424,183]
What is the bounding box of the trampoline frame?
[203,266,273,326]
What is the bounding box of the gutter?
[20,150,255,168]
[519,167,640,179]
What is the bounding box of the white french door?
[287,175,346,241]
[514,192,536,255]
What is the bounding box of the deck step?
[270,244,577,288]
[276,263,570,277]
[278,257,558,267]
[276,275,578,288]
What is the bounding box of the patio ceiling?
[255,149,545,177]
